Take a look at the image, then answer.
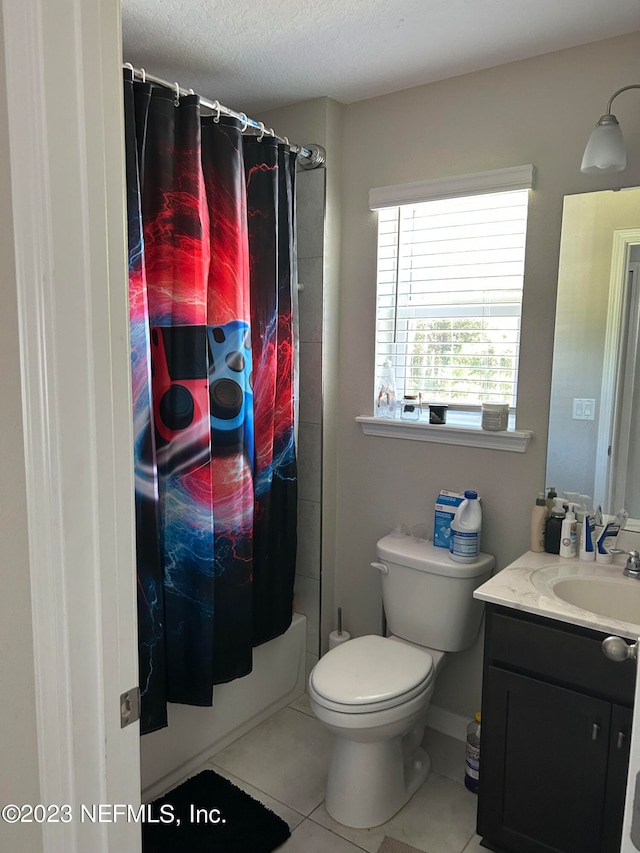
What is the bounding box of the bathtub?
[141,612,307,800]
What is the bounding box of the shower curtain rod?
[124,63,326,169]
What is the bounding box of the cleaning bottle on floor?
[465,712,481,794]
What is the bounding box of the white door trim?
[594,228,640,516]
[2,1,141,851]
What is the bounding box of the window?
[371,166,534,417]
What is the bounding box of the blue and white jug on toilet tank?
[449,490,482,563]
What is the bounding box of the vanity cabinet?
[478,604,635,853]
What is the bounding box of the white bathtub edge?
[141,612,307,801]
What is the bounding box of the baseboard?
[425,704,470,742]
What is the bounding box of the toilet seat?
[309,635,434,714]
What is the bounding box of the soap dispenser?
[559,503,577,558]
[544,497,565,555]
[530,492,548,552]
[545,486,558,513]
[576,495,592,524]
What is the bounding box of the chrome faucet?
[610,549,640,578]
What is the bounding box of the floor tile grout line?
[301,818,373,853]
[199,703,476,851]
[289,705,315,719]
[460,829,480,853]
[207,756,315,822]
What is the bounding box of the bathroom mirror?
[546,186,640,529]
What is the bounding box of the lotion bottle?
[544,497,565,554]
[530,492,548,552]
[559,503,577,558]
[563,491,579,513]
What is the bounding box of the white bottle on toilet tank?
[449,491,482,563]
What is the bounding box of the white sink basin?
[549,575,640,624]
[475,548,640,636]
[529,561,640,629]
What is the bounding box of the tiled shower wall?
[294,167,326,680]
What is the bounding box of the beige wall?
[0,8,43,851]
[336,33,640,715]
[337,32,640,717]
[269,32,640,718]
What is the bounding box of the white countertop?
[474,549,640,640]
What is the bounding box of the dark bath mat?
[142,769,291,853]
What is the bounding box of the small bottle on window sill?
[400,395,421,421]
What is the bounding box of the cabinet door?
[601,704,632,853]
[479,666,610,853]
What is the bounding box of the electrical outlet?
[572,398,596,420]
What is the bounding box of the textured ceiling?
[122,0,640,115]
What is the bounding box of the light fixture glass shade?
[581,115,626,173]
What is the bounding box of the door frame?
[594,228,640,518]
[2,1,141,851]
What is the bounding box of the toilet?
[308,532,494,828]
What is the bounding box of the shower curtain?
[123,70,298,734]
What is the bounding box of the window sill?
[356,416,533,452]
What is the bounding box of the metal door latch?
[120,687,140,728]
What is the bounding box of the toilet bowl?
[309,533,494,828]
[308,634,445,828]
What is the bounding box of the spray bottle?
[376,360,397,419]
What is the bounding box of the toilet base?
[325,733,431,829]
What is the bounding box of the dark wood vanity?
[478,604,635,853]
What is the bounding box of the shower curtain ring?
[284,136,289,145]
[239,113,249,132]
[269,127,276,138]
[174,82,180,106]
[140,67,146,82]
[257,121,266,142]
[124,61,133,75]
[212,100,221,123]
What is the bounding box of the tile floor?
[187,693,484,853]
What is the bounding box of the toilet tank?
[375,534,494,652]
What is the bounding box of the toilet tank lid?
[376,534,495,578]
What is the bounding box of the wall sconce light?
[581,84,640,174]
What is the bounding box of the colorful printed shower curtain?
[123,70,298,734]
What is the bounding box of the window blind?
[375,188,530,408]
